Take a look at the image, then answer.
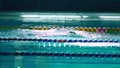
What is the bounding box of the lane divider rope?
[0,38,119,43]
[0,27,120,33]
[0,52,120,58]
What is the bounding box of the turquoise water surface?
[0,13,120,68]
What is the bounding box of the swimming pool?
[0,12,120,68]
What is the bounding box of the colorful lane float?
[0,26,120,33]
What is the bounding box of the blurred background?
[0,0,120,12]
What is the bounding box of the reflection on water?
[1,56,120,68]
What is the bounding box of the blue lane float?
[0,52,120,58]
[0,38,120,43]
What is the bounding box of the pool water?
[0,13,120,68]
